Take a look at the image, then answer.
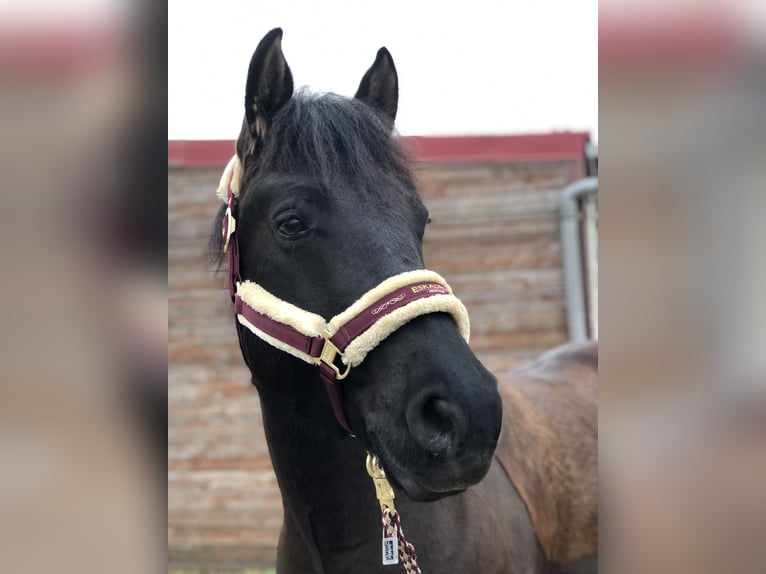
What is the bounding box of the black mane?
[210,90,417,268]
[256,90,413,189]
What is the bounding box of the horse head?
[213,28,502,501]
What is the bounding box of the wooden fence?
[168,134,588,567]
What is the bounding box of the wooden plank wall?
[168,157,583,562]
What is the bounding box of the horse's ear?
[355,47,398,127]
[244,27,293,140]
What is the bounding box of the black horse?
[211,28,597,574]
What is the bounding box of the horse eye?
[278,216,306,237]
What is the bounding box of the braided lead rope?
[382,506,422,574]
[367,453,423,572]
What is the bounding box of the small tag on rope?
[367,454,420,571]
[382,528,399,565]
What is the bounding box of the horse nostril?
[407,394,467,458]
[422,397,452,433]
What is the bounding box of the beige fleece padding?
[236,280,327,336]
[341,294,470,367]
[235,269,471,369]
[237,314,319,365]
[216,154,243,203]
[326,269,454,332]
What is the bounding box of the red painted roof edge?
[0,24,121,77]
[168,133,590,168]
[600,11,741,72]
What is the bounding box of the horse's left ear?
[244,27,294,140]
[355,47,398,127]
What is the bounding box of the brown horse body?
[496,341,598,570]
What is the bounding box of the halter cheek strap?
[219,156,470,433]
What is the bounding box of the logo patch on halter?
[411,283,448,295]
[371,294,406,315]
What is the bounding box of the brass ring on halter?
[317,332,351,380]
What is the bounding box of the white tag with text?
[382,529,398,565]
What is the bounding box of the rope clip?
[366,452,396,515]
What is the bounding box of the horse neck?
[254,364,379,555]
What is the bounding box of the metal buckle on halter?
[222,205,236,253]
[317,330,351,380]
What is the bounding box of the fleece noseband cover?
[235,269,470,368]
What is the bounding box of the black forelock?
[211,89,421,269]
[253,89,414,194]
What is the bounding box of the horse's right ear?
[244,28,293,140]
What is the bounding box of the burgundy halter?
[221,163,468,434]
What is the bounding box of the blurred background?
[0,0,166,573]
[599,2,766,573]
